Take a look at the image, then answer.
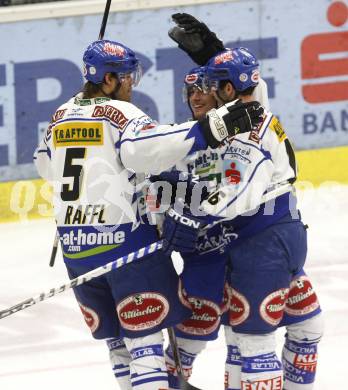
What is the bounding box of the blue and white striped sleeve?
[33,126,53,181]
[119,115,208,175]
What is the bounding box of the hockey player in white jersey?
[201,47,323,390]
[169,14,322,390]
[161,66,271,389]
[162,47,323,390]
[33,39,265,390]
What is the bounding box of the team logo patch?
[242,376,282,390]
[223,159,248,186]
[51,109,66,123]
[103,42,125,57]
[285,276,320,316]
[177,297,221,335]
[260,288,289,326]
[185,73,199,84]
[117,292,169,331]
[214,50,233,64]
[224,161,242,185]
[89,66,96,75]
[239,73,248,82]
[132,116,157,135]
[78,302,100,333]
[229,288,250,326]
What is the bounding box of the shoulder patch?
[92,105,128,129]
[269,117,287,142]
[52,109,67,123]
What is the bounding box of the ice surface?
[0,185,347,389]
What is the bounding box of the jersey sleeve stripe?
[260,114,274,140]
[119,127,190,145]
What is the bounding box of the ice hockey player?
[202,46,324,390]
[168,14,323,390]
[159,67,229,388]
[163,46,323,390]
[33,39,264,390]
[159,65,269,390]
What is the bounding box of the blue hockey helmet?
[182,66,209,102]
[205,47,260,92]
[83,40,142,85]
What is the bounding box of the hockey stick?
[0,240,163,320]
[250,182,293,213]
[49,231,60,267]
[98,0,112,40]
[167,327,202,390]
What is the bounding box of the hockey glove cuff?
[162,205,204,256]
[199,100,264,148]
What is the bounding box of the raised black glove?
[168,13,225,65]
[199,100,264,148]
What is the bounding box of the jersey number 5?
[61,148,86,201]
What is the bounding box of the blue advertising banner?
[0,0,347,181]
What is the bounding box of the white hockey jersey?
[177,110,297,225]
[33,94,206,264]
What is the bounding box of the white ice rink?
[1,184,347,390]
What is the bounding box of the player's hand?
[162,203,204,256]
[199,100,264,148]
[168,13,225,65]
[172,13,211,36]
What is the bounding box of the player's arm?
[33,123,54,181]
[259,114,297,183]
[119,117,204,175]
[119,101,264,175]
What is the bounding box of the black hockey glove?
[168,13,225,65]
[162,203,204,256]
[199,100,264,148]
